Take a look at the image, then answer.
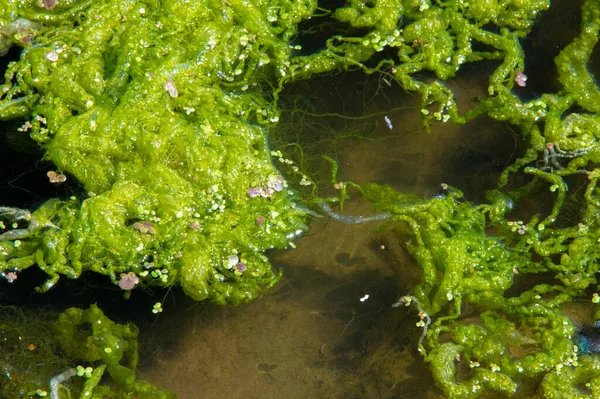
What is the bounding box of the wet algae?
[0,0,309,303]
[1,0,600,397]
[0,304,176,398]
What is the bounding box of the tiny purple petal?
[247,187,260,198]
[119,272,139,290]
[272,181,283,192]
[255,215,265,226]
[235,262,247,272]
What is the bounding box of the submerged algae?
[0,0,312,304]
[52,304,175,398]
[358,182,582,397]
[0,304,175,398]
[287,0,549,131]
[297,0,600,397]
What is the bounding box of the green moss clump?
[0,0,313,304]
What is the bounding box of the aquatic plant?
[301,0,600,397]
[51,304,176,398]
[0,0,309,304]
[2,0,600,397]
[0,304,175,398]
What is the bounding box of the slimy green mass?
[0,0,311,305]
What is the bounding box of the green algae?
[0,306,71,397]
[0,0,311,304]
[0,304,175,399]
[52,304,176,398]
[299,0,600,397]
[2,0,600,397]
[286,0,550,131]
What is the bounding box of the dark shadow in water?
[0,47,84,209]
[520,0,585,100]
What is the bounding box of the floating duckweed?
[235,262,247,272]
[118,272,139,290]
[76,365,93,378]
[227,255,239,269]
[133,221,156,235]
[515,71,528,87]
[40,0,56,10]
[46,171,67,183]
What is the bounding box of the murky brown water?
[136,55,521,398]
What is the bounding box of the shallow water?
[134,56,520,398]
[135,3,595,396]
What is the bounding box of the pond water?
[134,1,596,397]
[134,55,521,399]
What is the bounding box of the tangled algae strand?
[317,201,391,224]
[295,0,600,397]
[49,368,76,399]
